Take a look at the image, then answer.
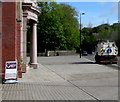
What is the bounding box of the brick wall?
[0,2,2,80]
[2,2,17,80]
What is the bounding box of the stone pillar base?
[29,63,38,69]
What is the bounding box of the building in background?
[1,0,40,81]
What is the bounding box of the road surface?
[83,54,120,70]
[36,55,118,100]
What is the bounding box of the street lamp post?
[80,13,85,58]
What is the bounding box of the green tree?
[37,2,80,52]
[87,23,120,55]
[27,2,120,55]
[37,2,66,52]
[81,27,97,53]
[60,3,80,50]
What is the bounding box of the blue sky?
[57,2,118,27]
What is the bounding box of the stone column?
[30,22,38,69]
[21,10,27,64]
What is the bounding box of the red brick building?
[0,2,2,81]
[1,1,40,81]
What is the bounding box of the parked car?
[82,51,88,56]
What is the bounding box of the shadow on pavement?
[70,62,95,64]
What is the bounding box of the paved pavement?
[2,55,119,101]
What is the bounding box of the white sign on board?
[5,61,17,80]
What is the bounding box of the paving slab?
[2,56,119,101]
[2,58,96,100]
[2,83,95,100]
